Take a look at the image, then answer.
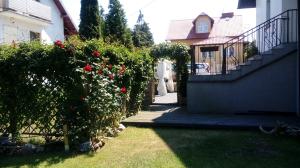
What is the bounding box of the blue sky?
[61,0,256,43]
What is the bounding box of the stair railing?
[222,9,298,75]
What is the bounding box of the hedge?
[0,37,153,145]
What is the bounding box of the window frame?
[30,31,41,42]
[197,21,209,33]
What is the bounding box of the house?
[238,0,297,25]
[0,0,77,44]
[186,1,299,114]
[166,12,244,74]
[239,0,298,46]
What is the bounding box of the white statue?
[165,60,174,92]
[155,59,175,96]
[156,60,168,96]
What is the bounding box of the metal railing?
[0,0,51,21]
[221,9,298,75]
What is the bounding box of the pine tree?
[79,0,102,40]
[132,11,154,48]
[105,0,132,48]
[99,5,106,37]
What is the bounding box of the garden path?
[153,92,177,105]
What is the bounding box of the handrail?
[221,9,298,75]
[224,9,298,45]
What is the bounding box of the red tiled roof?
[192,37,233,45]
[53,0,78,36]
[166,14,243,45]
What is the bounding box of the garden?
[0,34,191,154]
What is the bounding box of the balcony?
[0,0,51,22]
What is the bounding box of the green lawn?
[1,127,300,168]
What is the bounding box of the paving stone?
[122,105,300,130]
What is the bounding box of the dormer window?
[197,21,209,33]
[193,13,214,34]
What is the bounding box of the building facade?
[166,12,244,74]
[0,0,77,44]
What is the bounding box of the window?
[197,21,209,33]
[201,51,214,61]
[226,46,234,57]
[30,31,40,41]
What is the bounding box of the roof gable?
[53,0,78,36]
[192,12,214,25]
[166,14,243,42]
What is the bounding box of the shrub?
[244,41,259,59]
[0,37,153,146]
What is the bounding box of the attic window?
[197,21,209,33]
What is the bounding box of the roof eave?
[53,0,78,35]
[237,0,256,9]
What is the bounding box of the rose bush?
[0,37,153,146]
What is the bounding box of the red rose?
[98,69,103,75]
[108,74,114,80]
[92,50,100,57]
[54,40,62,46]
[120,87,127,94]
[83,64,92,72]
[108,64,113,70]
[54,40,64,49]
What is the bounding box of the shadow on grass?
[152,126,300,168]
[0,152,68,167]
[154,128,300,168]
[0,150,96,168]
[147,106,300,168]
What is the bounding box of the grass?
[0,127,300,168]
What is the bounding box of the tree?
[79,0,102,40]
[99,5,106,37]
[105,0,132,48]
[132,11,154,48]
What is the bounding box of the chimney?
[221,12,234,18]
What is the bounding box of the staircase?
[187,9,299,114]
[190,43,297,82]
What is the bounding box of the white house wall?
[256,0,298,25]
[282,0,298,11]
[0,0,65,44]
[255,0,298,52]
[0,16,42,44]
[270,0,282,18]
[256,0,267,25]
[39,0,64,44]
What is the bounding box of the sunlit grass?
[1,127,300,168]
